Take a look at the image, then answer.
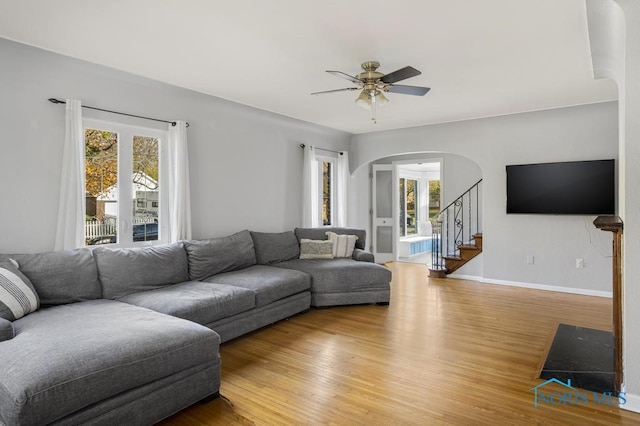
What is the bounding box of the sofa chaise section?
[272,228,392,307]
[276,257,391,306]
[0,247,221,426]
[0,299,220,426]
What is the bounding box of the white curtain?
[418,178,431,235]
[336,151,349,227]
[167,121,192,242]
[302,144,319,227]
[54,99,85,250]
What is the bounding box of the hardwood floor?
[159,262,640,425]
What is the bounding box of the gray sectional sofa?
[0,227,391,425]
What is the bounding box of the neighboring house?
[97,172,159,220]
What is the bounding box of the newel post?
[593,215,623,393]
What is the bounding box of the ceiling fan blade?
[326,70,362,85]
[381,66,421,84]
[386,84,431,96]
[311,87,359,95]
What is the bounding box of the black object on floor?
[540,324,614,394]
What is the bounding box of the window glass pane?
[132,136,159,241]
[407,179,417,235]
[375,170,393,218]
[85,129,118,245]
[322,161,332,226]
[429,180,441,219]
[399,178,406,236]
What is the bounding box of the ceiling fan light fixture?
[316,61,428,124]
[375,91,389,106]
[355,90,372,110]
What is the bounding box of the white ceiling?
[0,0,618,134]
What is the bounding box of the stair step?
[443,255,462,261]
[458,246,479,258]
[428,267,447,278]
[472,234,483,250]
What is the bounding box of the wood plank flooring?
[159,262,640,425]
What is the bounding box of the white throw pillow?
[299,239,334,259]
[325,232,358,258]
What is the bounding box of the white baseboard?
[447,273,482,281]
[622,392,640,413]
[445,275,612,298]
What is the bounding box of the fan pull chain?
[371,92,378,124]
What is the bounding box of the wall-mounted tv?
[506,159,615,215]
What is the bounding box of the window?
[315,156,337,226]
[399,178,418,236]
[321,160,334,225]
[84,120,167,246]
[429,180,441,219]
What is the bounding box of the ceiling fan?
[311,61,431,123]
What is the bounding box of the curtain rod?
[48,98,189,127]
[299,143,344,155]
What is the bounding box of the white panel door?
[372,164,395,263]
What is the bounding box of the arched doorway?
[365,152,482,267]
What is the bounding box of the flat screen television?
[506,159,615,215]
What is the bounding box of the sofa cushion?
[94,243,189,299]
[250,231,300,265]
[299,239,334,259]
[275,258,391,294]
[204,265,310,307]
[0,317,14,342]
[0,300,220,426]
[118,281,256,325]
[294,227,367,250]
[0,260,39,321]
[184,230,256,280]
[7,248,101,306]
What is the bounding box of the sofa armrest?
[0,317,14,342]
[352,248,375,263]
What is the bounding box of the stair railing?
[431,179,483,272]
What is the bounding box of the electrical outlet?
[527,255,534,265]
[576,258,584,269]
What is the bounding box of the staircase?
[429,179,482,278]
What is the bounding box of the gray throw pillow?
[0,259,40,321]
[250,231,300,265]
[184,229,257,280]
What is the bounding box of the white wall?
[373,152,482,208]
[350,102,618,293]
[587,0,640,411]
[0,38,350,253]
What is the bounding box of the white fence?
[85,218,155,239]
